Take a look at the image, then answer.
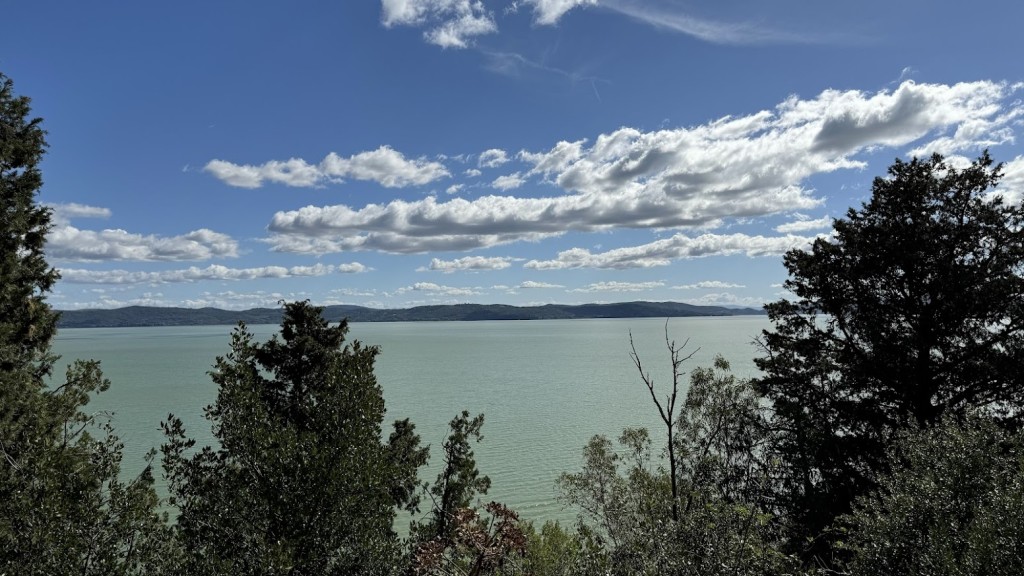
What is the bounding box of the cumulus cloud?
[205,146,449,189]
[525,233,821,270]
[995,155,1024,205]
[464,168,482,178]
[519,280,564,289]
[774,215,833,233]
[422,255,513,273]
[265,81,1021,255]
[396,282,479,296]
[447,184,464,194]
[48,227,239,262]
[380,0,496,48]
[492,172,525,190]
[58,262,365,285]
[478,148,510,168]
[569,281,666,293]
[673,280,746,289]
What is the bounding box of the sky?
[2,0,1023,311]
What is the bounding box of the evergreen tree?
[414,410,491,543]
[0,71,175,575]
[754,152,1024,564]
[162,301,428,575]
[0,72,57,374]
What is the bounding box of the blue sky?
[3,0,1023,310]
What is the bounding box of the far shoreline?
[56,300,766,329]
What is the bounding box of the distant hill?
[55,301,765,329]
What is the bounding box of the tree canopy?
[754,152,1024,563]
[162,300,428,575]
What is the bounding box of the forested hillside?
[57,301,763,328]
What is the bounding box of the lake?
[51,315,772,529]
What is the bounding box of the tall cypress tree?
[0,72,58,375]
[0,71,175,575]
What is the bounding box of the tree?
[0,73,57,376]
[754,152,1024,564]
[628,324,695,522]
[406,411,539,576]
[162,301,428,575]
[416,411,492,542]
[843,414,1024,575]
[558,354,789,576]
[0,71,175,574]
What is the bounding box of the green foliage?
[521,521,583,576]
[558,355,790,576]
[0,71,174,575]
[389,417,432,515]
[414,410,492,542]
[162,301,427,575]
[0,73,57,377]
[677,356,771,510]
[754,152,1024,563]
[843,414,1024,575]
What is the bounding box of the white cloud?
[55,290,322,311]
[464,168,482,178]
[774,215,833,233]
[47,203,111,224]
[396,282,479,296]
[337,262,370,274]
[519,280,564,289]
[687,292,766,308]
[598,0,817,45]
[327,287,379,298]
[205,146,449,189]
[382,0,820,47]
[518,140,585,177]
[492,172,525,190]
[569,281,666,293]
[58,262,365,285]
[265,81,1021,255]
[478,148,510,168]
[380,0,496,48]
[446,184,464,194]
[525,233,822,270]
[994,155,1024,205]
[524,0,597,25]
[48,227,239,262]
[673,280,746,289]
[422,255,513,273]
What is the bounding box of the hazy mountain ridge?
[56,301,765,328]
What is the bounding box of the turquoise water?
[51,316,771,528]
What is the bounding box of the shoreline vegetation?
[55,300,765,328]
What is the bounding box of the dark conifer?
[755,152,1024,565]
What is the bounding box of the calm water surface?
[52,316,770,528]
